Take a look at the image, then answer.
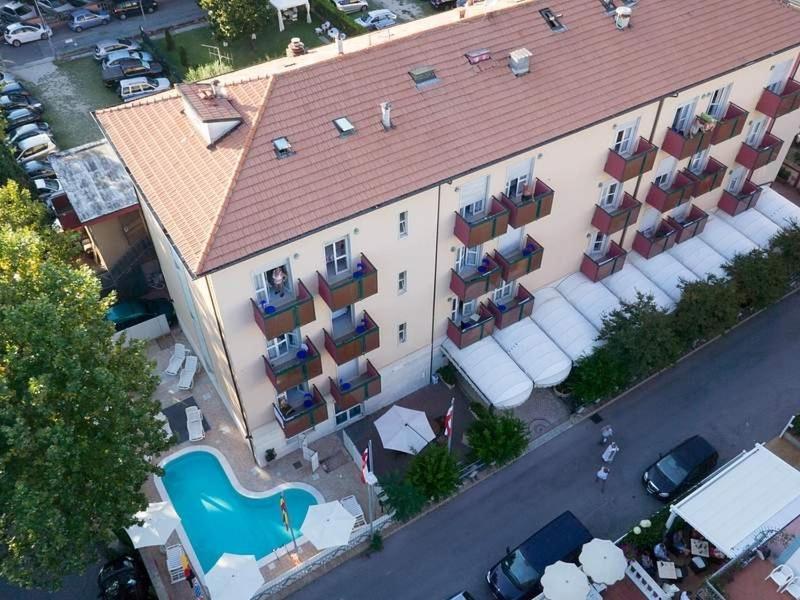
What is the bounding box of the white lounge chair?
[186,406,205,442]
[341,495,366,528]
[164,343,186,376]
[785,580,800,599]
[766,564,795,591]
[177,355,198,390]
[165,544,186,583]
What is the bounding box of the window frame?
[672,100,697,135]
[492,280,514,303]
[397,270,407,295]
[599,180,621,209]
[324,237,350,278]
[398,210,408,238]
[688,148,710,176]
[612,119,638,156]
[706,85,730,120]
[589,231,609,257]
[397,322,407,344]
[266,330,299,361]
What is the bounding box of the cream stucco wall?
[85,214,133,270]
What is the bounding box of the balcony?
[684,158,727,197]
[329,360,381,412]
[323,311,380,365]
[645,171,695,213]
[711,103,748,145]
[591,193,642,235]
[493,235,543,282]
[580,240,627,282]
[632,221,677,259]
[250,279,316,340]
[317,254,378,312]
[453,196,509,247]
[735,133,784,171]
[718,181,762,217]
[498,179,554,228]
[263,337,322,393]
[603,137,658,182]
[446,304,495,349]
[449,255,502,301]
[273,385,328,438]
[756,79,800,119]
[487,285,534,330]
[661,125,713,160]
[666,205,709,244]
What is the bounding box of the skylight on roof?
[465,48,491,65]
[409,66,438,88]
[333,117,355,136]
[273,137,293,158]
[539,8,566,32]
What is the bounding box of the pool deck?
[140,329,372,599]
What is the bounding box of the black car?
[111,0,158,19]
[0,93,42,113]
[643,435,718,501]
[101,58,163,87]
[97,555,149,600]
[487,511,592,600]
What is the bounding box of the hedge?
[309,0,360,36]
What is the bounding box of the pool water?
[161,450,318,571]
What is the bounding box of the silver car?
[102,49,153,69]
[93,37,140,60]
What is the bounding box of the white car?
[6,121,50,146]
[354,9,396,29]
[4,22,51,46]
[37,0,72,14]
[118,76,170,102]
[93,37,140,60]
[330,0,368,13]
[0,1,35,23]
[14,133,57,164]
[102,49,153,69]
[33,177,64,203]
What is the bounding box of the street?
[293,291,800,600]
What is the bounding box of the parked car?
[101,58,162,87]
[93,37,139,60]
[486,511,592,600]
[642,435,718,501]
[0,80,25,94]
[22,158,54,178]
[97,555,150,600]
[14,133,57,163]
[4,22,51,46]
[102,49,153,68]
[68,8,110,31]
[33,176,64,203]
[430,0,457,9]
[105,298,175,331]
[110,0,157,20]
[5,106,40,129]
[37,0,73,15]
[330,0,368,13]
[0,1,36,23]
[0,93,42,112]
[354,8,396,29]
[118,76,170,102]
[6,121,50,145]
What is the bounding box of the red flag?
[361,446,369,483]
[444,399,454,439]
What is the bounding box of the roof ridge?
[95,89,181,114]
[195,76,275,273]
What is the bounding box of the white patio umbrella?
[300,501,356,550]
[374,405,436,454]
[125,501,180,548]
[541,561,590,600]
[580,538,627,585]
[205,554,264,600]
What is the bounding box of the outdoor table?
[691,538,710,557]
[657,560,678,580]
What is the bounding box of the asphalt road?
[293,291,800,600]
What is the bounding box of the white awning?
[493,318,572,387]
[716,209,781,249]
[601,263,675,311]
[556,273,621,331]
[628,252,699,302]
[670,445,800,558]
[755,186,800,229]
[668,237,728,279]
[531,288,600,361]
[442,337,533,408]
[699,215,759,260]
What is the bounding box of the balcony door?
[455,245,480,272]
[653,157,677,189]
[337,358,360,385]
[254,262,293,305]
[766,59,792,94]
[688,148,710,175]
[745,117,766,148]
[505,158,532,198]
[588,231,609,258]
[672,101,696,135]
[600,180,621,209]
[331,306,354,338]
[727,166,747,195]
[497,225,523,255]
[706,85,730,120]
[493,280,514,303]
[459,176,488,220]
[612,121,637,157]
[267,329,299,361]
[325,237,350,279]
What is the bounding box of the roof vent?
[614,6,631,29]
[333,117,355,137]
[539,8,566,32]
[380,102,393,130]
[273,137,294,159]
[465,48,491,65]
[508,48,532,76]
[409,66,438,88]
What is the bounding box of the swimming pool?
[159,449,321,572]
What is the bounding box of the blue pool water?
[161,450,318,571]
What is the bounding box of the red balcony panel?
[591,192,642,235]
[493,235,543,282]
[667,205,709,244]
[453,196,510,247]
[323,311,380,365]
[498,179,554,228]
[756,79,800,119]
[718,181,762,217]
[661,125,713,160]
[329,359,381,411]
[580,241,627,283]
[603,137,658,182]
[273,385,329,438]
[645,171,695,213]
[449,254,502,301]
[711,103,748,145]
[446,304,495,349]
[251,279,316,340]
[487,285,534,329]
[316,254,378,312]
[263,337,322,393]
[684,158,727,197]
[735,133,784,171]
[632,221,678,259]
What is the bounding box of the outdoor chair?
[164,343,186,376]
[784,579,800,599]
[178,356,198,390]
[165,544,186,583]
[766,564,795,591]
[341,495,366,528]
[186,406,205,442]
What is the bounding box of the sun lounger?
[341,495,366,528]
[177,355,198,390]
[166,544,186,583]
[186,406,205,442]
[164,343,186,376]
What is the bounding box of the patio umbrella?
[205,554,264,600]
[540,561,590,600]
[300,501,356,550]
[125,501,180,548]
[374,405,436,454]
[579,538,627,585]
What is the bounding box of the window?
[455,245,480,271]
[589,231,608,256]
[493,280,514,303]
[409,66,438,88]
[459,176,488,220]
[335,404,363,426]
[766,59,792,94]
[266,331,299,361]
[671,201,692,223]
[253,264,292,304]
[273,137,293,158]
[324,238,349,278]
[727,166,747,195]
[397,270,407,294]
[672,101,696,135]
[706,85,730,120]
[539,8,566,31]
[745,117,766,148]
[449,297,459,322]
[398,322,407,344]
[333,117,355,136]
[398,211,408,238]
[612,121,637,156]
[450,298,476,323]
[600,180,621,209]
[505,158,532,198]
[461,300,476,319]
[638,207,661,236]
[688,148,710,175]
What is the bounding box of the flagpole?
[447,397,454,454]
[281,493,299,554]
[367,439,374,536]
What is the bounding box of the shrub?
[620,507,671,552]
[724,248,790,310]
[565,346,630,404]
[310,0,359,35]
[379,472,426,522]
[437,364,456,386]
[467,403,529,465]
[185,60,233,82]
[368,532,383,553]
[406,444,459,502]
[673,276,739,345]
[178,46,189,68]
[164,28,175,51]
[771,223,800,280]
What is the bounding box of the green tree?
[379,472,426,522]
[724,248,790,310]
[406,444,459,502]
[164,27,175,51]
[564,346,629,404]
[673,276,739,345]
[200,0,270,41]
[466,403,529,465]
[771,223,800,280]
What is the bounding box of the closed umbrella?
[580,538,627,585]
[125,501,180,548]
[374,405,435,454]
[300,501,356,549]
[541,561,590,600]
[205,554,264,600]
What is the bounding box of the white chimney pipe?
[210,79,220,97]
[615,6,631,29]
[336,36,344,55]
[380,101,392,130]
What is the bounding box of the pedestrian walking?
[600,424,614,445]
[602,442,620,463]
[595,466,610,492]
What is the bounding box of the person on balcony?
[271,266,287,297]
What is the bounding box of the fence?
[112,314,170,343]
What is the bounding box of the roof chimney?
[380,102,393,130]
[509,48,532,76]
[614,6,631,29]
[337,36,344,55]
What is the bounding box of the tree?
[565,346,630,404]
[673,276,739,345]
[406,444,459,502]
[771,223,800,280]
[466,403,529,465]
[200,0,270,41]
[379,472,426,522]
[724,248,790,310]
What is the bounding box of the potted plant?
[437,364,457,389]
[265,448,277,463]
[696,112,716,132]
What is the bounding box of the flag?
[444,398,454,439]
[361,446,369,483]
[279,494,290,532]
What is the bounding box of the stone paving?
[511,387,571,438]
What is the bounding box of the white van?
[15,133,57,164]
[118,76,171,102]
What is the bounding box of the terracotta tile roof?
[177,83,242,122]
[97,0,800,275]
